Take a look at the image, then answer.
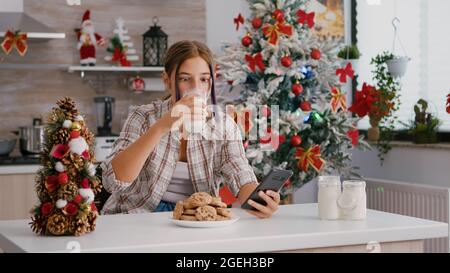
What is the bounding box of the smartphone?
[241,169,294,210]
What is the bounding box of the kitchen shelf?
[67,66,164,73]
[67,65,164,93]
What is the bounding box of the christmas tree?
[105,17,138,65]
[216,0,370,196]
[30,98,101,236]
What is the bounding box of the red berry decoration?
[81,178,90,189]
[299,101,312,112]
[241,35,253,47]
[311,48,321,60]
[58,172,69,185]
[272,9,284,22]
[292,83,304,96]
[70,130,80,139]
[281,56,292,67]
[290,135,302,147]
[41,202,53,216]
[252,17,262,29]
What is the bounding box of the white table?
[0,204,447,253]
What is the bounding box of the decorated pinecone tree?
[216,0,370,197]
[30,98,101,236]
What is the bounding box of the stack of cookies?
[173,192,232,221]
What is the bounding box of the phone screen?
[241,169,293,210]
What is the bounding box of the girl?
[101,40,280,219]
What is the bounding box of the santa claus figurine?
[76,10,105,66]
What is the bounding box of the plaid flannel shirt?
[100,98,258,214]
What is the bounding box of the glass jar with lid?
[337,180,367,220]
[317,176,342,220]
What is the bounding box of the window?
[355,0,450,132]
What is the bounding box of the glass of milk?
[181,88,208,135]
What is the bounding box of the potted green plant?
[384,53,411,78]
[407,99,441,144]
[338,44,361,72]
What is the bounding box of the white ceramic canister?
[318,176,342,220]
[337,180,367,220]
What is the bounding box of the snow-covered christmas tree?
[105,17,139,64]
[216,0,370,197]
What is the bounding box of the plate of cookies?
[172,192,238,228]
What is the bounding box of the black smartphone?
[241,169,294,210]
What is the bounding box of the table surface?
[0,204,447,253]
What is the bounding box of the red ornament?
[447,106,450,114]
[299,101,312,112]
[290,135,302,147]
[58,172,69,185]
[279,135,286,145]
[70,130,80,139]
[41,202,53,216]
[50,144,69,159]
[91,202,98,212]
[73,194,82,204]
[241,35,253,47]
[130,76,145,94]
[81,178,90,189]
[252,17,263,29]
[272,9,284,22]
[292,83,304,96]
[262,105,271,117]
[63,202,78,217]
[281,56,292,67]
[81,150,90,160]
[311,48,321,60]
[45,175,59,193]
[347,129,360,146]
[234,13,244,31]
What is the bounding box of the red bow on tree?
[112,48,131,67]
[297,10,315,29]
[347,128,360,146]
[245,53,266,73]
[1,30,28,56]
[262,21,293,45]
[330,87,347,113]
[336,62,355,83]
[234,13,244,31]
[295,145,325,173]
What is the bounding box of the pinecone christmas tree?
[29,97,101,236]
[216,0,370,197]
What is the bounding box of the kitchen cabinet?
[0,171,39,221]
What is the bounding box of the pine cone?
[69,218,88,236]
[57,182,79,201]
[35,175,51,201]
[56,97,79,121]
[52,128,70,145]
[46,213,69,236]
[30,214,47,235]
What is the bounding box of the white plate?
[171,217,239,228]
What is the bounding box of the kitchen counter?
[0,165,40,175]
[0,204,447,253]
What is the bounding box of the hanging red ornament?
[281,56,292,67]
[272,9,284,22]
[129,76,145,94]
[290,135,302,147]
[241,35,253,47]
[311,48,321,60]
[292,83,304,96]
[299,101,312,112]
[252,17,263,29]
[234,13,244,31]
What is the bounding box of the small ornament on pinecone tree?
[29,97,101,236]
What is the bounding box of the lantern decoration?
[129,76,146,94]
[142,16,168,67]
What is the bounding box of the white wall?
[1,0,23,12]
[206,0,249,54]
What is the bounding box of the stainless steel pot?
[13,118,45,157]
